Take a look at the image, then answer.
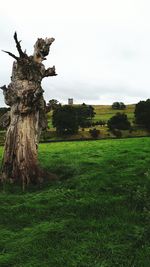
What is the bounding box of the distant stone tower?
[68,98,73,105]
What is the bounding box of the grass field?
[0,137,150,266]
[93,104,135,123]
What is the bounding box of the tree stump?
[1,33,57,189]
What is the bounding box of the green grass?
[0,137,150,266]
[93,104,135,123]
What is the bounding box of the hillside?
[0,137,150,266]
[48,104,136,127]
[93,104,135,123]
[45,103,149,141]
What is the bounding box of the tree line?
[1,99,150,136]
[51,102,95,134]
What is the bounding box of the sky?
[0,0,150,106]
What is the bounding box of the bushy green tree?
[135,99,150,130]
[52,105,79,134]
[76,103,95,128]
[47,99,60,111]
[112,102,126,110]
[108,113,131,131]
[52,104,95,134]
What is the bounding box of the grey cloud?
[1,0,150,106]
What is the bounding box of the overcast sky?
[0,0,150,106]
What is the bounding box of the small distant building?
[68,98,73,105]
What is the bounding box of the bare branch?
[43,66,57,77]
[0,85,7,91]
[14,32,26,58]
[2,50,18,60]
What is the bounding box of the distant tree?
[112,102,119,109]
[120,102,126,110]
[47,99,60,111]
[92,120,106,126]
[112,102,126,110]
[76,104,95,128]
[108,113,131,131]
[52,105,79,134]
[87,105,95,120]
[135,99,150,130]
[52,104,95,134]
[98,120,106,126]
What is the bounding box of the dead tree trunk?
[1,33,56,189]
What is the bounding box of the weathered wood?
[1,33,56,189]
[0,111,10,128]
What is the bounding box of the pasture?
[0,137,150,266]
[93,104,135,123]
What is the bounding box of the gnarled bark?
[1,32,57,189]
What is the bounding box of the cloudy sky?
[0,0,150,106]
